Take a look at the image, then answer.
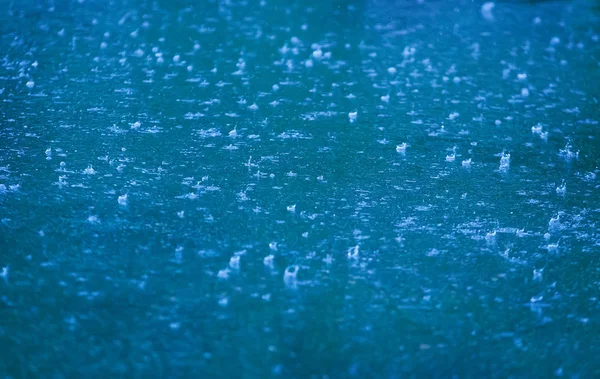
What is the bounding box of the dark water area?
[1,0,599,377]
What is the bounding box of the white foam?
[530,295,543,303]
[217,269,230,279]
[87,215,100,224]
[229,255,240,270]
[448,112,459,120]
[347,245,359,259]
[499,152,510,171]
[481,2,495,21]
[263,254,274,268]
[83,165,96,175]
[548,213,561,231]
[283,265,299,287]
[426,248,440,257]
[559,143,579,160]
[584,172,596,181]
[348,111,357,123]
[0,265,8,282]
[218,296,229,306]
[396,143,407,153]
[446,146,457,162]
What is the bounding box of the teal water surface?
[1,0,600,377]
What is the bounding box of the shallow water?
[1,0,600,377]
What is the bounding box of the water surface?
[1,0,600,377]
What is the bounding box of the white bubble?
[263,254,274,268]
[218,296,229,306]
[217,269,230,279]
[530,295,543,303]
[83,165,96,175]
[499,152,510,171]
[347,245,359,259]
[283,265,299,287]
[348,111,357,123]
[396,143,407,153]
[481,2,495,21]
[229,255,240,270]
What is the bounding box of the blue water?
[1,0,599,377]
